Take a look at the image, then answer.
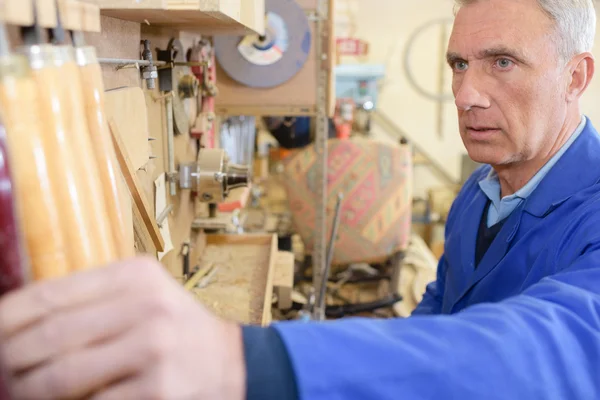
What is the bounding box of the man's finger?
[88,376,146,400]
[3,292,155,372]
[10,319,156,400]
[0,257,156,338]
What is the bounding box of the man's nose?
[454,72,491,111]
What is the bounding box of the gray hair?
[454,0,597,60]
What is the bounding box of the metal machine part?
[140,40,158,90]
[214,0,312,89]
[157,38,199,136]
[178,149,251,203]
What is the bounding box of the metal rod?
[98,58,167,67]
[156,204,174,227]
[314,192,344,321]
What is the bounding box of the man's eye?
[496,58,514,69]
[453,61,468,71]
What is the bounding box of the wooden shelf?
[191,234,277,326]
[81,0,265,35]
[1,0,100,32]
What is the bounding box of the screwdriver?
[0,18,69,280]
[20,0,116,272]
[71,28,133,259]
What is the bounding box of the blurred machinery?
[179,148,251,204]
[334,64,385,135]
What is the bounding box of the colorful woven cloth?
[282,138,412,265]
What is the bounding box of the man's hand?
[0,257,246,400]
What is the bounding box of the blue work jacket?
[274,118,600,399]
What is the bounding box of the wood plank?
[1,0,100,32]
[206,233,272,246]
[273,251,294,310]
[84,0,262,34]
[105,87,151,171]
[262,234,278,325]
[133,201,157,255]
[116,168,135,254]
[184,263,213,290]
[109,118,165,252]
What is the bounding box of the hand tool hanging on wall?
[0,8,70,280]
[189,38,218,148]
[156,38,199,136]
[17,0,116,273]
[71,27,133,259]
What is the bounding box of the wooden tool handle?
[0,55,69,280]
[77,48,133,259]
[58,53,118,268]
[27,45,115,271]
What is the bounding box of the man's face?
[448,0,569,166]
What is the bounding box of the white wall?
[340,0,600,198]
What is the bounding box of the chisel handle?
[0,54,69,280]
[76,46,133,259]
[23,44,115,271]
[57,46,118,268]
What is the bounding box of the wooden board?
[109,119,165,252]
[116,168,136,254]
[273,251,294,310]
[191,234,277,326]
[81,0,264,35]
[1,0,100,32]
[105,87,151,171]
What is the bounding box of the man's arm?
[273,248,600,400]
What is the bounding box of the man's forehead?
[448,0,554,60]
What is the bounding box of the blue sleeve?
[242,325,299,400]
[273,248,600,400]
[411,254,447,315]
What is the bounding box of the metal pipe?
[97,58,167,67]
[314,192,344,321]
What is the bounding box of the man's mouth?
[465,126,500,137]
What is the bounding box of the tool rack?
[1,0,334,325]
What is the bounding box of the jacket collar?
[523,117,600,218]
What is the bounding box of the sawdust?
[192,243,270,324]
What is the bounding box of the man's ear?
[566,52,595,102]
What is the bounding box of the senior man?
[1,0,600,398]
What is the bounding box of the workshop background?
[1,0,597,325]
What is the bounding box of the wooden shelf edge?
[1,0,100,33]
[83,0,264,35]
[215,105,318,117]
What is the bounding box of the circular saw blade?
[214,0,312,89]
